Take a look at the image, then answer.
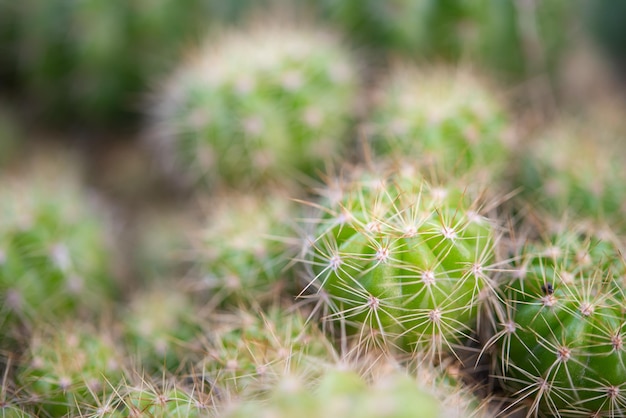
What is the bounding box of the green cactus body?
[496,223,626,416]
[0,158,116,338]
[194,193,295,307]
[116,387,210,418]
[17,326,124,417]
[225,367,488,418]
[518,123,626,226]
[369,67,510,180]
[301,165,499,357]
[200,307,335,397]
[152,24,357,189]
[124,287,202,373]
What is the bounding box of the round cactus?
[224,365,489,418]
[150,22,358,189]
[115,386,211,418]
[493,220,626,417]
[17,324,125,417]
[517,122,626,226]
[0,155,117,339]
[367,67,511,180]
[123,286,203,373]
[191,193,296,308]
[8,0,208,124]
[299,163,500,359]
[199,306,335,398]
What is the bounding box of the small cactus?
[16,324,125,417]
[493,220,626,417]
[117,385,211,418]
[198,306,336,398]
[123,286,203,373]
[0,155,116,342]
[299,163,500,359]
[367,67,511,180]
[224,365,490,418]
[191,193,296,308]
[518,122,626,227]
[150,22,358,189]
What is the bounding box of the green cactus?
[199,306,336,398]
[368,67,511,180]
[16,324,125,417]
[0,155,117,343]
[192,193,296,308]
[115,385,211,418]
[299,164,500,359]
[224,365,489,418]
[123,286,203,373]
[151,23,358,189]
[517,122,626,226]
[493,220,626,417]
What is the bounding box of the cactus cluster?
[151,23,358,189]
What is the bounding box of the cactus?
[191,193,296,308]
[123,286,203,373]
[115,385,211,418]
[16,324,125,417]
[198,306,336,398]
[0,155,116,343]
[224,364,490,418]
[367,67,511,180]
[150,22,358,189]
[517,122,626,227]
[493,220,626,417]
[299,163,500,359]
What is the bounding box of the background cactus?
[150,22,358,190]
[16,324,125,417]
[493,220,626,417]
[190,193,297,309]
[367,66,512,180]
[517,121,626,227]
[0,154,117,346]
[299,163,500,359]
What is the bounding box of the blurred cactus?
[368,66,511,180]
[150,23,358,190]
[0,155,116,342]
[124,286,202,373]
[17,324,125,417]
[191,193,296,308]
[493,220,626,417]
[517,122,626,226]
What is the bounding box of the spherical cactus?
[17,324,125,417]
[517,122,626,227]
[493,220,626,417]
[0,155,117,340]
[117,386,211,418]
[367,67,512,180]
[199,306,335,398]
[191,193,297,308]
[224,365,490,418]
[123,286,203,373]
[150,22,358,190]
[299,163,501,359]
